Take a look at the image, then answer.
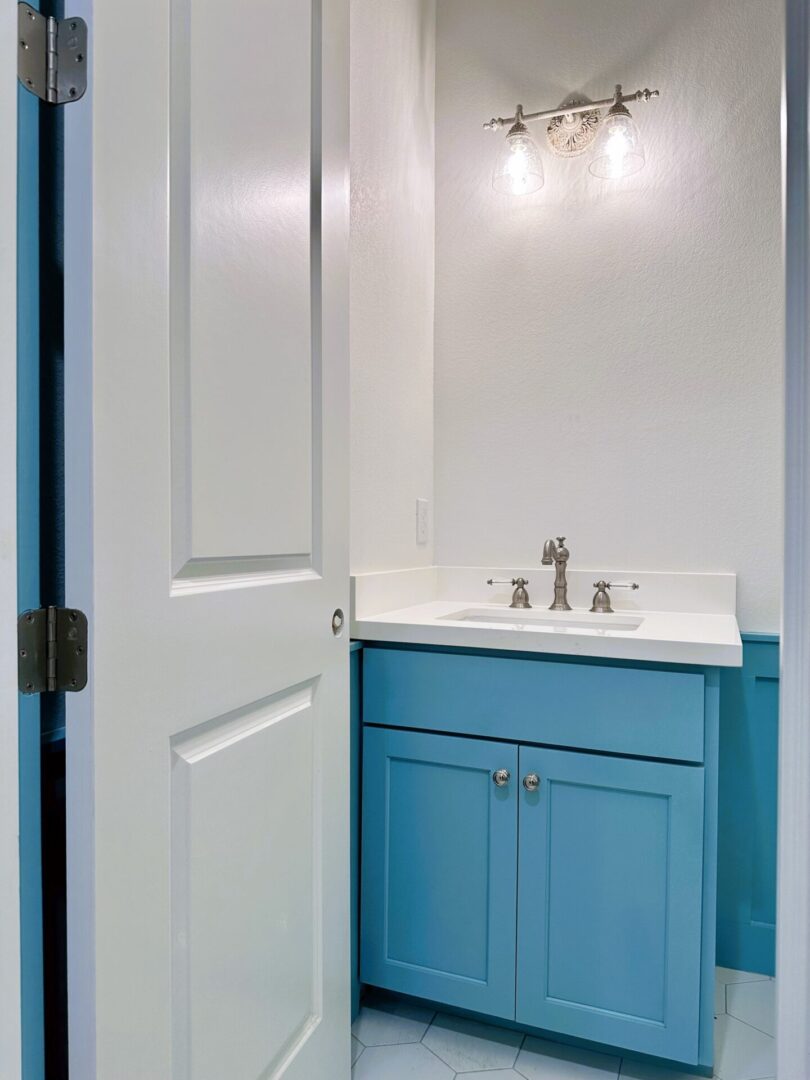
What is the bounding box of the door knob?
[523,773,540,792]
[492,769,511,787]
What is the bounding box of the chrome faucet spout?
[541,536,572,611]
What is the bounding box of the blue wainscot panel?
[717,635,779,975]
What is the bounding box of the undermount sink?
[438,607,645,635]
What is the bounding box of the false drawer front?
[363,647,705,763]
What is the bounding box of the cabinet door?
[361,728,518,1019]
[517,747,704,1063]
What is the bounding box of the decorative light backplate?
[546,99,601,158]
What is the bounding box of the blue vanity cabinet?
[359,645,718,1070]
[516,746,705,1064]
[360,727,519,1019]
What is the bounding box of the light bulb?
[492,121,544,196]
[589,104,645,180]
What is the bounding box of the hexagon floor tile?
[516,1035,620,1079]
[351,967,777,1079]
[351,1042,454,1080]
[619,1062,702,1079]
[458,1072,526,1080]
[714,1014,775,1080]
[715,971,727,1017]
[726,978,775,1037]
[423,1014,524,1072]
[716,967,772,987]
[352,998,435,1047]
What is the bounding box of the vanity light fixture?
[484,84,659,195]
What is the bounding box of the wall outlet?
[416,498,430,545]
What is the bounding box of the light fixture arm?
[483,84,659,131]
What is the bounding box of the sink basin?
[438,608,644,635]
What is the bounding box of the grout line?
[421,1039,461,1071]
[726,1012,776,1040]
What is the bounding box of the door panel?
[361,729,518,1020]
[517,747,704,1064]
[171,682,322,1080]
[63,0,350,1076]
[171,0,316,574]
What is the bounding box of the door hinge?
[18,607,88,695]
[18,2,87,105]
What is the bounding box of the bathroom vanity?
[353,567,742,1073]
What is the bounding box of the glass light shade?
[492,127,544,195]
[588,109,645,179]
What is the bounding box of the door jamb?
[778,1,810,1075]
[1,0,22,1074]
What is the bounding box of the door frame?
[0,2,806,1077]
[778,0,810,1075]
[1,0,21,1074]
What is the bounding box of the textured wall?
[434,0,783,631]
[350,0,436,573]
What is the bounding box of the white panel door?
[63,1,350,1077]
[0,5,21,1076]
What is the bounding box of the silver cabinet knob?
[492,769,511,787]
[523,773,540,792]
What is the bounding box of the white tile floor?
[351,968,775,1079]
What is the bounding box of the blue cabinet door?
[517,747,705,1064]
[361,728,518,1019]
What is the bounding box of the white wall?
[434,0,783,631]
[350,0,436,573]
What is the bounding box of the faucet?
[541,537,572,611]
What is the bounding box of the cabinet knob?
[492,769,511,787]
[523,773,540,792]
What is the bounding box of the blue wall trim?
[17,61,46,1080]
[350,648,362,1021]
[717,635,779,975]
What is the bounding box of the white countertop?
[350,567,743,667]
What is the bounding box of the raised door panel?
[361,729,518,1019]
[171,683,322,1080]
[170,0,319,583]
[517,747,704,1064]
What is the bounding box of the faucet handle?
[590,580,639,615]
[488,577,532,609]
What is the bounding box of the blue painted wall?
[717,634,779,975]
[350,644,362,1021]
[18,50,46,1080]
